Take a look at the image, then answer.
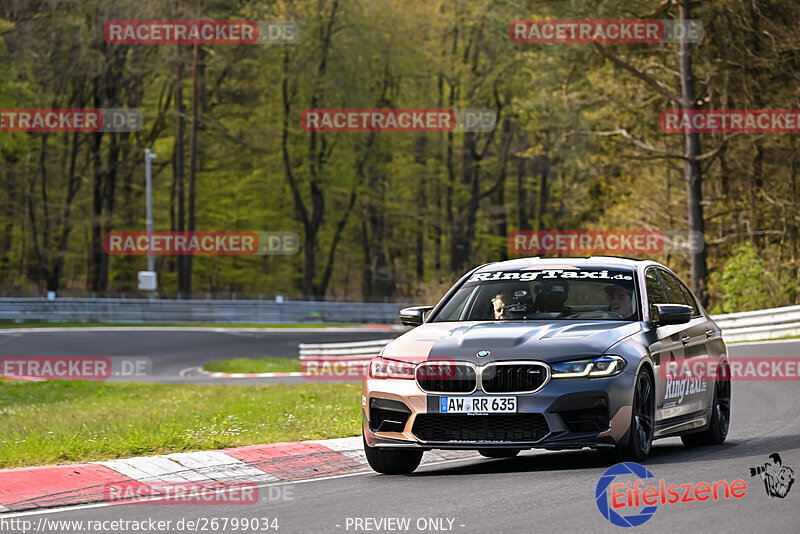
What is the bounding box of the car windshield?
[432,267,640,322]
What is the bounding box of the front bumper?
[362,370,636,450]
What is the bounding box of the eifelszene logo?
[596,463,659,527]
[749,453,795,499]
[595,462,748,528]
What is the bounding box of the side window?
[658,269,690,307]
[438,286,477,321]
[678,281,701,317]
[645,269,669,317]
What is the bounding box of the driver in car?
[534,280,571,315]
[604,284,633,318]
[492,288,533,319]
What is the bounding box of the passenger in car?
[605,284,633,318]
[492,292,509,319]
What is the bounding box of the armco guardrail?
[1,297,797,340]
[0,298,407,324]
[298,339,393,372]
[712,304,800,342]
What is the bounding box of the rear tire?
[682,362,730,447]
[613,369,655,462]
[478,448,521,458]
[363,436,423,474]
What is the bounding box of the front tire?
[612,369,655,462]
[682,362,730,447]
[363,436,423,474]
[478,448,521,458]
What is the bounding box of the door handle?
[705,329,714,339]
[681,335,691,346]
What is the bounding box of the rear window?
[433,268,640,322]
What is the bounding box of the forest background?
[1,0,798,314]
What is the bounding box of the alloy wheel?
[714,364,731,435]
[633,372,655,454]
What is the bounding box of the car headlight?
[550,355,626,378]
[369,356,416,379]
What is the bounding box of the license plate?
[439,396,517,414]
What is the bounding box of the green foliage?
[0,0,798,309]
[202,357,300,373]
[711,243,775,313]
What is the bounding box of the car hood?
[382,320,642,364]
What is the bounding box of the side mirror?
[653,303,693,326]
[399,306,434,327]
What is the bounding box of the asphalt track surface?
[1,335,799,533]
[0,327,395,384]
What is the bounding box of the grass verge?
[202,357,300,374]
[0,380,361,469]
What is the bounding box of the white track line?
[186,367,303,378]
[178,366,201,377]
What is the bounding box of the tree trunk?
[89,132,105,291]
[280,1,339,299]
[49,131,82,291]
[186,42,205,295]
[679,0,708,305]
[493,166,508,261]
[360,220,371,299]
[534,155,550,232]
[174,50,187,297]
[449,132,478,272]
[516,157,530,231]
[414,136,427,283]
[363,165,392,299]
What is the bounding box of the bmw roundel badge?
[476,350,491,358]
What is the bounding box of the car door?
[676,275,720,414]
[656,268,712,420]
[643,267,685,425]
